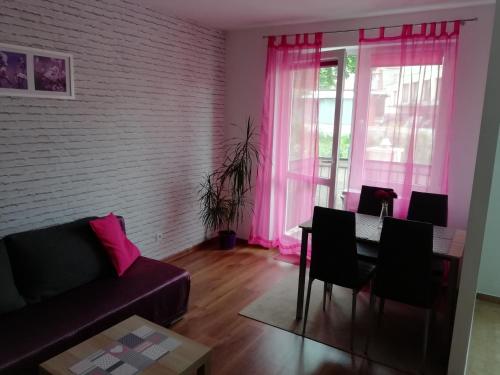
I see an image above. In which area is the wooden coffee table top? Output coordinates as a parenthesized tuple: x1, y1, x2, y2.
(40, 315, 212, 375)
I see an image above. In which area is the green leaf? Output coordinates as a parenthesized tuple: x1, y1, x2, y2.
(198, 116, 260, 233)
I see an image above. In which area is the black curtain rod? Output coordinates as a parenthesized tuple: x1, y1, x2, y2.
(262, 17, 478, 39)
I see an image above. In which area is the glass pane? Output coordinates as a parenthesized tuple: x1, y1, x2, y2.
(318, 158, 332, 179)
(318, 65, 338, 163)
(287, 69, 319, 169)
(334, 159, 349, 209)
(365, 64, 442, 165)
(334, 54, 357, 208)
(339, 54, 357, 160)
(285, 178, 314, 234)
(315, 184, 330, 207)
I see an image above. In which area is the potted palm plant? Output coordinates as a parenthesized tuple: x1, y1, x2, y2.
(198, 117, 259, 249)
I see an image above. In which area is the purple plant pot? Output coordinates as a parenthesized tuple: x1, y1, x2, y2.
(219, 230, 237, 250)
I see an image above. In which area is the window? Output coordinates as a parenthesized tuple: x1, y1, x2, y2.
(365, 64, 443, 166)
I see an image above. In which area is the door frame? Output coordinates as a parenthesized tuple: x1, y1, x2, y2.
(318, 49, 346, 208)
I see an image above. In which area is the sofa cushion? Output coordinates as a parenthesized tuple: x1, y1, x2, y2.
(4, 217, 112, 303)
(90, 213, 140, 276)
(0, 240, 26, 314)
(0, 257, 190, 374)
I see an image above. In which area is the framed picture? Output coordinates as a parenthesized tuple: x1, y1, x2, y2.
(0, 48, 28, 94)
(0, 43, 74, 99)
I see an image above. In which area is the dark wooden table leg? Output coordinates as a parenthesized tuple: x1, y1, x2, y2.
(197, 355, 211, 375)
(296, 229, 309, 320)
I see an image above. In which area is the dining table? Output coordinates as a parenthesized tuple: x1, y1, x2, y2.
(295, 213, 466, 326)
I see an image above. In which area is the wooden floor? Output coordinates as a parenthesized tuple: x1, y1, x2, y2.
(169, 244, 404, 375)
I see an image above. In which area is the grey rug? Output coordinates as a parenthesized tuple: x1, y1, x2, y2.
(240, 271, 448, 374)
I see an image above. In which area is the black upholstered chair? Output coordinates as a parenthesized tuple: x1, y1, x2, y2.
(302, 206, 376, 349)
(357, 185, 395, 217)
(365, 217, 436, 368)
(407, 191, 448, 277)
(407, 191, 448, 227)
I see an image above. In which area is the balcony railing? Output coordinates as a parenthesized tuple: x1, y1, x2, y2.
(316, 158, 349, 209)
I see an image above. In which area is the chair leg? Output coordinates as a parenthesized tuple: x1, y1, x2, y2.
(369, 279, 375, 306)
(431, 307, 437, 326)
(378, 298, 385, 327)
(302, 278, 314, 336)
(323, 282, 327, 311)
(364, 291, 376, 355)
(422, 309, 432, 371)
(351, 290, 357, 351)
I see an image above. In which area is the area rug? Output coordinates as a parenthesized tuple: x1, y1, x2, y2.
(240, 270, 449, 374)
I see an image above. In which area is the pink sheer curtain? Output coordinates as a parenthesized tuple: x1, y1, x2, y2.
(249, 33, 323, 255)
(345, 22, 460, 218)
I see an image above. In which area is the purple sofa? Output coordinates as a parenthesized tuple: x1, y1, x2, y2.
(0, 216, 190, 374)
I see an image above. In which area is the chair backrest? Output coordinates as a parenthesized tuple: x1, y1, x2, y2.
(374, 217, 434, 308)
(311, 206, 359, 288)
(357, 185, 395, 216)
(407, 191, 448, 227)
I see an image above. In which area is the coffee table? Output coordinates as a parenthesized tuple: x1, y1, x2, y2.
(40, 315, 212, 375)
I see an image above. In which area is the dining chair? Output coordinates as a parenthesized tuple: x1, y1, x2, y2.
(357, 185, 395, 217)
(407, 191, 448, 227)
(365, 217, 436, 369)
(407, 191, 448, 277)
(302, 206, 376, 349)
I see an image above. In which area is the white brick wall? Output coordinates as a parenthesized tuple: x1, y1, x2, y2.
(0, 0, 225, 259)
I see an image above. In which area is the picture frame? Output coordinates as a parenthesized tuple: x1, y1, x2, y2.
(0, 43, 74, 99)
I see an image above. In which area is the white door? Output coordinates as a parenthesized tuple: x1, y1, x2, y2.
(316, 49, 347, 209)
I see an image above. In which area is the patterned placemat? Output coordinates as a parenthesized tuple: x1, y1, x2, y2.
(69, 325, 181, 375)
(433, 226, 456, 240)
(356, 214, 382, 242)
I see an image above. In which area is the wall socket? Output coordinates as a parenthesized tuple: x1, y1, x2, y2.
(155, 232, 164, 242)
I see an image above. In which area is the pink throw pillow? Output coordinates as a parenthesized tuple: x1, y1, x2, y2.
(90, 213, 140, 276)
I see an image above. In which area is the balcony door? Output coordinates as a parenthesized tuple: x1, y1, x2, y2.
(316, 49, 350, 209)
(283, 48, 356, 240)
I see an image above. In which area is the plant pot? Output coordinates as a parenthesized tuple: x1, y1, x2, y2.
(219, 230, 237, 250)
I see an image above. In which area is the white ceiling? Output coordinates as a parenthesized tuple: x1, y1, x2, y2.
(142, 0, 494, 30)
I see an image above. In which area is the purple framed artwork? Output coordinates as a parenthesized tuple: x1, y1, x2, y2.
(34, 55, 67, 93)
(0, 50, 28, 91)
(0, 43, 74, 99)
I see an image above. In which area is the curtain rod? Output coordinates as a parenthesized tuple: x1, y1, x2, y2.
(262, 17, 478, 39)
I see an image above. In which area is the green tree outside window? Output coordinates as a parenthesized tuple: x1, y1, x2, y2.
(319, 55, 357, 90)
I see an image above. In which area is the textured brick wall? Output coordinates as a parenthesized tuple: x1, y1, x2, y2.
(0, 0, 225, 258)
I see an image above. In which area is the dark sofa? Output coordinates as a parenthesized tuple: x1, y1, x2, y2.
(0, 216, 190, 374)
